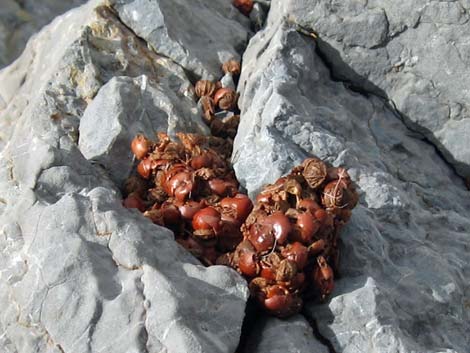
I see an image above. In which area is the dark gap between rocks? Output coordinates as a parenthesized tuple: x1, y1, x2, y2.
(301, 308, 337, 353)
(235, 298, 260, 353)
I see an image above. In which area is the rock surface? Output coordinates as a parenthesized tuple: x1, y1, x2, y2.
(233, 1, 470, 352)
(283, 0, 470, 177)
(0, 1, 250, 353)
(2, 0, 470, 352)
(0, 0, 86, 69)
(244, 315, 328, 353)
(113, 0, 251, 80)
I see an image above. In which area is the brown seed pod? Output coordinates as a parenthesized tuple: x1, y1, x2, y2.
(213, 88, 238, 110)
(302, 157, 327, 189)
(222, 60, 241, 76)
(195, 80, 217, 98)
(131, 134, 151, 160)
(322, 180, 345, 209)
(275, 259, 297, 282)
(327, 167, 351, 185)
(313, 256, 335, 299)
(200, 96, 215, 125)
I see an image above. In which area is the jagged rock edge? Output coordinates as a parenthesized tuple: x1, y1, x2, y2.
(293, 23, 467, 186)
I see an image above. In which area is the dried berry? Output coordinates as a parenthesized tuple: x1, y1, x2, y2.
(238, 251, 259, 277)
(322, 180, 345, 209)
(302, 157, 327, 189)
(195, 80, 217, 98)
(126, 129, 358, 319)
(232, 0, 254, 16)
(281, 242, 309, 270)
(131, 134, 151, 160)
(222, 60, 241, 76)
(263, 212, 292, 245)
(200, 96, 215, 124)
(192, 207, 222, 238)
(213, 88, 238, 110)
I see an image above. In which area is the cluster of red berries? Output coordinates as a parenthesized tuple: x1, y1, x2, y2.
(218, 159, 359, 317)
(124, 132, 253, 265)
(124, 132, 358, 317)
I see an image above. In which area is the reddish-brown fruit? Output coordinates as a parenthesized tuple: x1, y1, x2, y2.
(208, 178, 237, 196)
(220, 194, 253, 224)
(191, 154, 212, 170)
(309, 239, 326, 255)
(233, 0, 253, 16)
(213, 88, 238, 110)
(167, 171, 194, 202)
(161, 203, 181, 225)
(314, 209, 328, 223)
(263, 212, 292, 245)
(131, 134, 151, 160)
(192, 207, 221, 232)
(296, 211, 320, 243)
(178, 200, 205, 220)
(313, 256, 335, 298)
(248, 223, 275, 252)
(281, 242, 309, 270)
(222, 60, 241, 76)
(123, 193, 146, 212)
(238, 252, 259, 277)
(137, 158, 155, 179)
(260, 267, 276, 281)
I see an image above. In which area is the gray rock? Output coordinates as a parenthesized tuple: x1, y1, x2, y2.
(79, 75, 208, 186)
(112, 0, 251, 80)
(234, 5, 470, 352)
(249, 3, 268, 32)
(0, 0, 87, 69)
(280, 0, 470, 176)
(220, 73, 236, 90)
(0, 1, 250, 352)
(245, 315, 328, 353)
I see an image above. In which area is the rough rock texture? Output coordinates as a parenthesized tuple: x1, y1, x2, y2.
(234, 1, 470, 352)
(0, 0, 86, 69)
(284, 0, 470, 177)
(0, 1, 250, 352)
(113, 0, 251, 80)
(79, 74, 208, 186)
(244, 315, 328, 353)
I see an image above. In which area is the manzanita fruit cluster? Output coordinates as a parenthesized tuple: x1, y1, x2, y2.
(124, 55, 358, 318)
(125, 132, 250, 265)
(218, 159, 359, 317)
(125, 130, 358, 318)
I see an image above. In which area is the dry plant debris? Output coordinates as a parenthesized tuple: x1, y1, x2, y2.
(123, 59, 359, 318)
